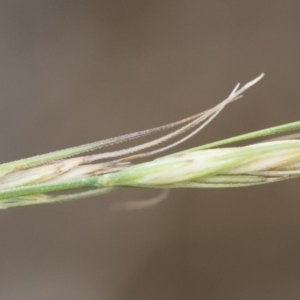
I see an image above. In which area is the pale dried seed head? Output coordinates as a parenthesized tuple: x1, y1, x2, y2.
(0, 157, 85, 189)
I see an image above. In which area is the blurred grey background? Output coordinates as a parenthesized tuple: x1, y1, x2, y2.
(1, 1, 300, 299)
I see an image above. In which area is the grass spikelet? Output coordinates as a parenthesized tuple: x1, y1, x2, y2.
(2, 73, 300, 209)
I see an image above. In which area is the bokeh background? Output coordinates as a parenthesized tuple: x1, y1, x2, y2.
(1, 1, 300, 299)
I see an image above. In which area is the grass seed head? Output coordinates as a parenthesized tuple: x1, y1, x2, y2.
(3, 74, 300, 209)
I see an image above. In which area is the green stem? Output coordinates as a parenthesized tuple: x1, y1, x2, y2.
(175, 120, 300, 154)
(0, 188, 112, 209)
(0, 177, 100, 200)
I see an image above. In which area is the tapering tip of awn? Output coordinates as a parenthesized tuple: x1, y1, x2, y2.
(239, 73, 265, 93)
(229, 83, 240, 97)
(228, 73, 264, 100)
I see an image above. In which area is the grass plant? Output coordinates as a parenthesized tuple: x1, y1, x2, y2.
(1, 74, 300, 209)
